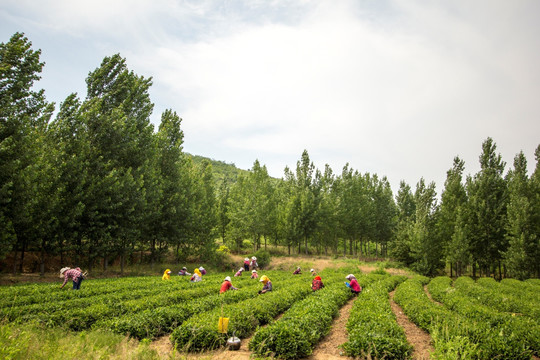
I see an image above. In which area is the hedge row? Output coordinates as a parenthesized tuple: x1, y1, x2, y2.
(454, 276, 540, 321)
(248, 273, 366, 359)
(170, 274, 314, 351)
(428, 276, 539, 357)
(394, 276, 533, 359)
(342, 275, 411, 359)
(94, 277, 268, 339)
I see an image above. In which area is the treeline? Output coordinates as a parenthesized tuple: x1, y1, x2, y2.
(1, 33, 217, 274)
(1, 33, 539, 279)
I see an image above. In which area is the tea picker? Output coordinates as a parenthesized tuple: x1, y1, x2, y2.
(59, 267, 86, 290)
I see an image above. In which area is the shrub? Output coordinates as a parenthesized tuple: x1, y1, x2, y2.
(252, 249, 271, 269)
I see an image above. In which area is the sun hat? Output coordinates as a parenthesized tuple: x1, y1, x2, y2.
(252, 269, 257, 273)
(225, 276, 231, 281)
(59, 267, 70, 278)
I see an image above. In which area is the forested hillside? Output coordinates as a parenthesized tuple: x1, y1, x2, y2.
(188, 154, 251, 188)
(1, 32, 539, 280)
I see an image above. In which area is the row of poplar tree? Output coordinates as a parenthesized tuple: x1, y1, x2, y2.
(1, 33, 539, 279)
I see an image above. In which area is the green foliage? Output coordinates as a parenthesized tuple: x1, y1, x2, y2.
(171, 272, 311, 352)
(343, 275, 411, 359)
(394, 276, 539, 359)
(249, 272, 355, 359)
(0, 321, 159, 360)
(252, 249, 271, 269)
(1, 31, 539, 284)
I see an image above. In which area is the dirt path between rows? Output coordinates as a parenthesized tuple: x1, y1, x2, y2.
(149, 299, 357, 360)
(389, 290, 434, 360)
(304, 298, 355, 360)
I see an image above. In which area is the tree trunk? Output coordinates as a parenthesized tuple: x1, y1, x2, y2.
(40, 240, 45, 276)
(12, 250, 17, 274)
(19, 242, 26, 273)
(120, 252, 125, 275)
(305, 236, 308, 255)
(151, 239, 156, 269)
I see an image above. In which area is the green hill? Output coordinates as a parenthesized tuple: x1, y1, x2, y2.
(188, 153, 250, 188)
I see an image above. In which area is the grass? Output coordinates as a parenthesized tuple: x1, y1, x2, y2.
(0, 321, 162, 360)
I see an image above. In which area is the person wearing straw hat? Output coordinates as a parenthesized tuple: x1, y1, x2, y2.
(251, 269, 259, 279)
(199, 266, 207, 275)
(258, 275, 272, 294)
(162, 269, 172, 280)
(243, 257, 250, 271)
(293, 266, 302, 275)
(234, 267, 244, 277)
(345, 274, 362, 295)
(220, 276, 238, 293)
(250, 256, 258, 269)
(310, 269, 317, 276)
(59, 267, 85, 290)
(190, 268, 202, 282)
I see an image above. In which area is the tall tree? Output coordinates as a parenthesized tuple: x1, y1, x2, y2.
(409, 178, 442, 276)
(226, 160, 273, 251)
(189, 159, 217, 257)
(504, 151, 536, 279)
(529, 145, 540, 277)
(151, 109, 189, 264)
(389, 181, 415, 265)
(466, 137, 508, 278)
(439, 157, 469, 276)
(79, 54, 155, 269)
(371, 175, 397, 257)
(0, 33, 54, 269)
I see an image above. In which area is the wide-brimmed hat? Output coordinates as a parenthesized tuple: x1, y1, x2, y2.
(59, 267, 70, 278)
(225, 276, 231, 281)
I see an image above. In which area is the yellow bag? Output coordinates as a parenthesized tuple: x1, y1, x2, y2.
(218, 317, 229, 333)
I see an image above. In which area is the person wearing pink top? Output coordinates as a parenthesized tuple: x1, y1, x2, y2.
(345, 274, 362, 295)
(59, 267, 85, 290)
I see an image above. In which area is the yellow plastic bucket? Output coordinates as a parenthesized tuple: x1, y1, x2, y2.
(218, 317, 229, 333)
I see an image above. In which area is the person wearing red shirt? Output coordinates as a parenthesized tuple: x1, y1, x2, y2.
(311, 275, 324, 291)
(220, 276, 238, 294)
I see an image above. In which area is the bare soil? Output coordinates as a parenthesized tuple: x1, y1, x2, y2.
(389, 290, 434, 360)
(304, 298, 356, 360)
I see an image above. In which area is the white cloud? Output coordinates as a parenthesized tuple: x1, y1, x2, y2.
(2, 0, 539, 193)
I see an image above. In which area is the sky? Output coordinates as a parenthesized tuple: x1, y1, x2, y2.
(2, 0, 539, 196)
